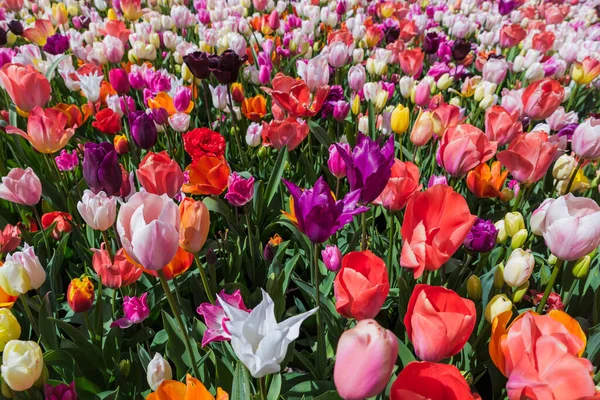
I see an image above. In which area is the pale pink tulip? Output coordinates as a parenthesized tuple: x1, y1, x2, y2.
(0, 168, 42, 206)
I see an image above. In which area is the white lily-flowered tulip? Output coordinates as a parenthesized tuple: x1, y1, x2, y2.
(219, 289, 317, 378)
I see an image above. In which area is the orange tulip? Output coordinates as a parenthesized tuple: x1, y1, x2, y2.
(52, 103, 85, 128)
(179, 198, 210, 253)
(6, 107, 76, 154)
(0, 282, 17, 309)
(146, 374, 228, 400)
(241, 95, 267, 122)
(572, 56, 600, 85)
(127, 246, 194, 280)
(0, 64, 51, 114)
(466, 162, 508, 199)
(148, 92, 193, 116)
(183, 156, 230, 196)
(22, 20, 55, 46)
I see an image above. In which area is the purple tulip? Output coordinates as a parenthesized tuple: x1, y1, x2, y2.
(498, 0, 516, 16)
(463, 218, 498, 253)
(43, 33, 69, 55)
(322, 245, 342, 272)
(284, 176, 368, 243)
(333, 101, 350, 122)
(83, 142, 122, 196)
(55, 149, 79, 172)
(149, 108, 169, 125)
(328, 142, 350, 179)
(44, 381, 77, 400)
(183, 51, 210, 80)
(423, 32, 441, 54)
(129, 111, 157, 149)
(225, 172, 255, 207)
(336, 133, 395, 204)
(110, 293, 150, 329)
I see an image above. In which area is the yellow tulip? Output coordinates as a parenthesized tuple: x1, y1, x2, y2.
(390, 104, 410, 134)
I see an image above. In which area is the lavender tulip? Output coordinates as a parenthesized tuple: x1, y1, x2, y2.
(83, 142, 122, 196)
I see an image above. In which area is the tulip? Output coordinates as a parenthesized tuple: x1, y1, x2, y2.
(2, 244, 45, 294)
(296, 56, 329, 93)
(261, 117, 310, 151)
(327, 143, 350, 179)
(225, 172, 255, 207)
(503, 249, 534, 287)
(196, 289, 250, 346)
(373, 159, 422, 211)
(208, 50, 247, 85)
(179, 198, 210, 254)
(334, 320, 398, 400)
(136, 151, 184, 198)
(485, 294, 512, 323)
(67, 276, 95, 313)
(147, 353, 172, 391)
(390, 104, 409, 134)
(183, 128, 226, 160)
(148, 374, 227, 400)
(183, 51, 210, 80)
(55, 149, 79, 172)
(183, 156, 230, 196)
(410, 110, 435, 146)
(6, 107, 75, 154)
(219, 289, 317, 378)
(41, 211, 72, 240)
(466, 162, 509, 200)
(401, 185, 476, 278)
(571, 56, 600, 85)
(399, 49, 424, 78)
(390, 362, 475, 400)
(0, 63, 51, 114)
(263, 73, 329, 118)
(334, 250, 389, 320)
(246, 123, 262, 147)
(510, 229, 528, 249)
(552, 154, 578, 180)
(77, 190, 117, 231)
(428, 175, 448, 187)
(83, 142, 122, 196)
(463, 218, 498, 253)
(0, 224, 20, 254)
(499, 24, 526, 48)
(404, 284, 476, 362)
(0, 309, 20, 352)
(504, 212, 524, 237)
(111, 293, 150, 328)
(92, 246, 142, 288)
(44, 382, 76, 400)
(535, 194, 600, 260)
(521, 78, 564, 121)
(572, 255, 592, 279)
(322, 245, 342, 272)
(348, 65, 366, 92)
(438, 124, 497, 177)
(496, 131, 558, 184)
(530, 198, 553, 236)
(129, 111, 157, 150)
(572, 118, 600, 160)
(0, 167, 42, 206)
(490, 310, 595, 399)
(241, 95, 267, 122)
(484, 105, 523, 146)
(467, 275, 482, 301)
(1, 340, 43, 392)
(108, 69, 130, 95)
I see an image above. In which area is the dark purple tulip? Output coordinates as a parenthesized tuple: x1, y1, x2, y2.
(83, 142, 122, 196)
(43, 34, 69, 55)
(0, 28, 6, 47)
(284, 176, 368, 243)
(423, 32, 441, 54)
(452, 39, 471, 61)
(183, 51, 210, 80)
(149, 108, 169, 125)
(7, 21, 23, 36)
(336, 133, 395, 204)
(557, 123, 578, 141)
(208, 50, 248, 85)
(463, 218, 498, 253)
(384, 25, 400, 43)
(129, 111, 157, 149)
(498, 0, 516, 16)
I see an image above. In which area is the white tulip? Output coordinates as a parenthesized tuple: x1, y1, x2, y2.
(147, 353, 172, 391)
(77, 190, 117, 232)
(1, 340, 43, 392)
(220, 289, 317, 378)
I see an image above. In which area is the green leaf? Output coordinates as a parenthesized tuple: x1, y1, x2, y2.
(308, 121, 332, 148)
(265, 146, 288, 206)
(267, 373, 282, 400)
(313, 391, 343, 400)
(137, 344, 152, 373)
(39, 293, 58, 351)
(96, 388, 120, 400)
(45, 55, 70, 80)
(161, 310, 189, 375)
(231, 361, 252, 400)
(585, 324, 600, 364)
(397, 338, 415, 367)
(50, 318, 106, 370)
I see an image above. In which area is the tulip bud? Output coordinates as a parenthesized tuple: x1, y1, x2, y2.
(504, 212, 524, 237)
(351, 94, 361, 115)
(495, 220, 508, 243)
(467, 275, 482, 301)
(390, 104, 409, 134)
(485, 294, 512, 323)
(500, 187, 514, 201)
(437, 73, 453, 90)
(572, 255, 591, 278)
(322, 245, 342, 272)
(149, 33, 160, 49)
(0, 310, 21, 352)
(512, 281, 530, 303)
(67, 277, 95, 313)
(548, 254, 558, 266)
(206, 248, 217, 265)
(552, 154, 577, 181)
(494, 264, 505, 289)
(147, 353, 172, 391)
(113, 135, 129, 155)
(263, 243, 274, 262)
(334, 319, 398, 400)
(179, 198, 210, 253)
(510, 228, 528, 249)
(119, 360, 131, 377)
(504, 249, 535, 287)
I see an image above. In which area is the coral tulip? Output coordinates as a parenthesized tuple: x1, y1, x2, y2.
(373, 159, 422, 211)
(484, 105, 523, 146)
(496, 131, 558, 184)
(438, 124, 497, 177)
(262, 73, 329, 118)
(521, 78, 564, 121)
(261, 117, 310, 151)
(136, 151, 184, 198)
(0, 63, 51, 114)
(6, 107, 75, 154)
(92, 245, 142, 288)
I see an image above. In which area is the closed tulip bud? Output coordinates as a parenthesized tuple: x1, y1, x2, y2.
(504, 249, 534, 287)
(0, 309, 20, 351)
(510, 228, 528, 249)
(119, 359, 131, 377)
(390, 104, 409, 134)
(552, 154, 577, 181)
(179, 198, 210, 253)
(147, 353, 172, 391)
(494, 263, 505, 289)
(67, 277, 95, 313)
(501, 188, 514, 201)
(334, 319, 398, 400)
(548, 254, 558, 266)
(467, 275, 482, 301)
(351, 94, 361, 115)
(399, 76, 414, 98)
(449, 97, 462, 107)
(512, 281, 530, 303)
(322, 245, 342, 272)
(485, 294, 512, 323)
(437, 73, 453, 90)
(504, 212, 524, 237)
(572, 255, 591, 278)
(1, 341, 43, 392)
(495, 220, 508, 243)
(114, 135, 129, 155)
(149, 33, 160, 49)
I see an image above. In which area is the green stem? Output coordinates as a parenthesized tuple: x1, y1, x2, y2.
(101, 230, 112, 257)
(157, 269, 200, 378)
(313, 243, 325, 378)
(195, 257, 215, 304)
(259, 376, 267, 400)
(95, 280, 103, 346)
(31, 206, 50, 257)
(564, 159, 583, 195)
(245, 212, 257, 264)
(537, 259, 564, 313)
(361, 211, 367, 251)
(387, 211, 395, 273)
(83, 311, 95, 343)
(227, 85, 248, 166)
(20, 296, 40, 337)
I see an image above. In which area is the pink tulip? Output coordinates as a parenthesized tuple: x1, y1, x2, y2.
(111, 293, 150, 329)
(54, 149, 79, 172)
(322, 245, 342, 272)
(536, 194, 600, 260)
(196, 290, 250, 347)
(0, 224, 21, 254)
(6, 107, 76, 154)
(77, 189, 117, 232)
(0, 167, 42, 206)
(116, 191, 180, 271)
(334, 319, 398, 400)
(496, 131, 558, 184)
(437, 124, 497, 177)
(224, 172, 255, 207)
(0, 63, 51, 113)
(572, 118, 600, 160)
(328, 143, 351, 179)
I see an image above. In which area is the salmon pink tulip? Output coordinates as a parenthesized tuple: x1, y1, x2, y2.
(437, 124, 497, 177)
(521, 78, 564, 121)
(484, 105, 523, 146)
(0, 64, 51, 114)
(6, 107, 76, 154)
(262, 73, 329, 118)
(92, 245, 142, 289)
(373, 159, 422, 211)
(496, 131, 558, 184)
(136, 151, 184, 198)
(261, 117, 310, 151)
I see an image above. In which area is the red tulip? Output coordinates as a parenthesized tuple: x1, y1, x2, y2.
(405, 284, 476, 362)
(400, 185, 476, 279)
(484, 105, 523, 146)
(521, 78, 564, 121)
(437, 124, 497, 177)
(372, 159, 422, 211)
(334, 250, 390, 320)
(496, 131, 558, 184)
(390, 362, 475, 400)
(262, 73, 329, 118)
(41, 211, 73, 240)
